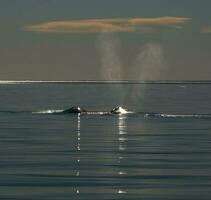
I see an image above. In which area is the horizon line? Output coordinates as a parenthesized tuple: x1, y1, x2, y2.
(1, 80, 211, 84)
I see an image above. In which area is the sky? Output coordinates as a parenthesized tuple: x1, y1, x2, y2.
(0, 0, 211, 80)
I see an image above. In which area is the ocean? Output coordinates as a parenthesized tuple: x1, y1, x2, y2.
(0, 81, 211, 200)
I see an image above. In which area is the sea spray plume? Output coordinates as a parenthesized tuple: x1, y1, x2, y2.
(130, 43, 165, 103)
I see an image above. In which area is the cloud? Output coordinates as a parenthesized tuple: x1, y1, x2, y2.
(128, 17, 190, 28)
(202, 26, 211, 33)
(25, 20, 134, 33)
(24, 16, 190, 33)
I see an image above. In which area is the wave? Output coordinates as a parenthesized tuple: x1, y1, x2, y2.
(33, 110, 114, 115)
(144, 113, 211, 119)
(1, 109, 211, 119)
(0, 110, 31, 114)
(32, 110, 64, 114)
(0, 109, 64, 115)
(58, 110, 211, 119)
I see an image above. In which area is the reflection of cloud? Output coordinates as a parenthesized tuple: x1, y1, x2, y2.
(24, 16, 190, 33)
(203, 27, 211, 33)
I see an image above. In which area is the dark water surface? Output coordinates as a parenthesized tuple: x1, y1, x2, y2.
(0, 83, 211, 200)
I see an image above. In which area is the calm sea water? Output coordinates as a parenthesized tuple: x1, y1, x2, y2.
(0, 82, 211, 200)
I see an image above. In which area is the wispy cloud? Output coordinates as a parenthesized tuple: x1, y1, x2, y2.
(24, 16, 191, 33)
(202, 26, 211, 33)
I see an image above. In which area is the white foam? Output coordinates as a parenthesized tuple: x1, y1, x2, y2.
(118, 107, 128, 114)
(118, 190, 127, 194)
(144, 113, 211, 119)
(32, 110, 63, 114)
(159, 114, 201, 118)
(118, 171, 127, 175)
(86, 111, 108, 115)
(112, 106, 133, 114)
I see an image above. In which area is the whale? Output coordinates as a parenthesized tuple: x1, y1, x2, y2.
(62, 106, 87, 114)
(62, 106, 131, 115)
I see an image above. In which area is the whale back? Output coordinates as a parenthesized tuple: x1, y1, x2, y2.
(63, 106, 86, 114)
